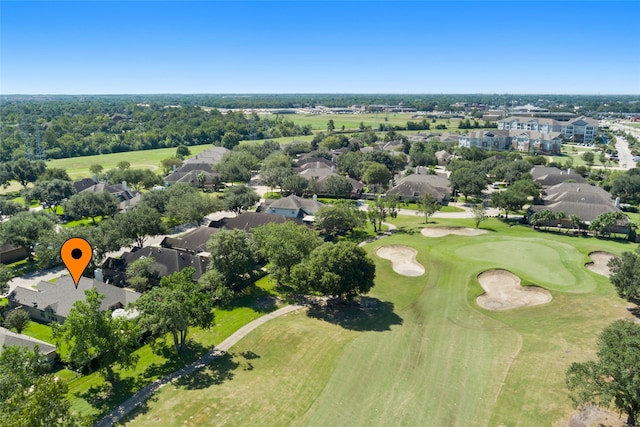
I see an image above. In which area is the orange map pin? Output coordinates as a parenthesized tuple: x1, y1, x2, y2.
(60, 237, 93, 289)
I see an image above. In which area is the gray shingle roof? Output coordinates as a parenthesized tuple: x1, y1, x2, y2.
(267, 195, 325, 215)
(388, 174, 452, 201)
(183, 147, 230, 165)
(530, 182, 624, 222)
(9, 277, 140, 321)
(0, 327, 56, 356)
(160, 227, 219, 253)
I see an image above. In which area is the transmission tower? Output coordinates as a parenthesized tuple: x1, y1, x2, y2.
(22, 117, 34, 160)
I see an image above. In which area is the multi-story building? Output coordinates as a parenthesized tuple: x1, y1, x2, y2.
(497, 115, 598, 143)
(458, 129, 562, 154)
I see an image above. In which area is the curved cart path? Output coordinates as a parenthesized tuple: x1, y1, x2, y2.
(94, 304, 304, 427)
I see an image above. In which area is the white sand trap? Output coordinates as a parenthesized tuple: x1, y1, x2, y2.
(585, 251, 615, 278)
(421, 227, 488, 237)
(376, 245, 425, 277)
(476, 269, 552, 311)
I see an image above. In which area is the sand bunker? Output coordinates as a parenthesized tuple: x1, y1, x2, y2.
(376, 245, 425, 277)
(476, 269, 552, 311)
(421, 227, 488, 237)
(585, 252, 615, 278)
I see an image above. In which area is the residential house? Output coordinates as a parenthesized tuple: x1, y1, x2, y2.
(8, 276, 140, 324)
(265, 194, 325, 220)
(164, 169, 221, 188)
(0, 243, 29, 265)
(160, 227, 219, 254)
(209, 211, 300, 232)
(72, 177, 97, 193)
(298, 167, 364, 196)
(80, 181, 141, 212)
(0, 326, 57, 366)
(182, 146, 230, 166)
(528, 182, 629, 231)
(530, 166, 586, 187)
(387, 174, 452, 203)
(435, 150, 453, 166)
(102, 246, 209, 288)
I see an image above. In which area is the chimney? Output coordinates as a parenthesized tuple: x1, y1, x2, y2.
(92, 174, 97, 183)
(331, 166, 335, 173)
(567, 168, 572, 175)
(316, 161, 320, 169)
(615, 197, 620, 208)
(577, 187, 581, 192)
(94, 268, 104, 283)
(122, 181, 128, 192)
(312, 194, 317, 201)
(173, 164, 177, 173)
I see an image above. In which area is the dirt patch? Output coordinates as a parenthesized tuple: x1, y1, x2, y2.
(568, 404, 626, 427)
(376, 245, 425, 277)
(585, 251, 615, 278)
(421, 227, 488, 237)
(476, 269, 552, 311)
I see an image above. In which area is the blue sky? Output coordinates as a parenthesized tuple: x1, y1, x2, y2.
(1, 1, 639, 95)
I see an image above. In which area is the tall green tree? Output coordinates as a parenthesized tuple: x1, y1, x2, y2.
(166, 188, 221, 226)
(0, 374, 83, 427)
(207, 229, 259, 289)
(566, 320, 640, 426)
(5, 309, 31, 334)
(0, 196, 27, 217)
(315, 204, 364, 237)
(323, 175, 354, 198)
(113, 205, 168, 248)
(290, 241, 376, 300)
(471, 203, 487, 229)
(5, 159, 46, 189)
(362, 162, 392, 189)
(223, 185, 260, 215)
(449, 167, 488, 201)
(136, 267, 215, 353)
(64, 191, 119, 224)
(416, 193, 441, 223)
(607, 248, 640, 302)
(282, 174, 308, 196)
(0, 264, 13, 295)
(491, 189, 527, 219)
(53, 289, 139, 383)
(0, 345, 49, 403)
(24, 179, 75, 213)
(0, 211, 57, 259)
(252, 221, 322, 284)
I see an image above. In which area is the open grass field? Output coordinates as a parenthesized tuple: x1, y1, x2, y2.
(277, 112, 470, 133)
(122, 216, 635, 427)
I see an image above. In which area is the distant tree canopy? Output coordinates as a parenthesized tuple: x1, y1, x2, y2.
(2, 95, 637, 163)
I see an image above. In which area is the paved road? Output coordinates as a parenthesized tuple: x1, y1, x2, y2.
(94, 304, 304, 427)
(614, 135, 637, 169)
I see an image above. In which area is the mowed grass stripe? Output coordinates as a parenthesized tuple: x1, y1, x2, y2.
(122, 312, 358, 426)
(122, 218, 634, 426)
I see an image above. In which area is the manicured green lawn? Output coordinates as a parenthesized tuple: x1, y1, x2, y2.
(44, 145, 215, 178)
(124, 215, 634, 427)
(52, 279, 284, 421)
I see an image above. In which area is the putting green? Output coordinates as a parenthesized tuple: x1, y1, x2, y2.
(455, 237, 598, 293)
(123, 219, 630, 427)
